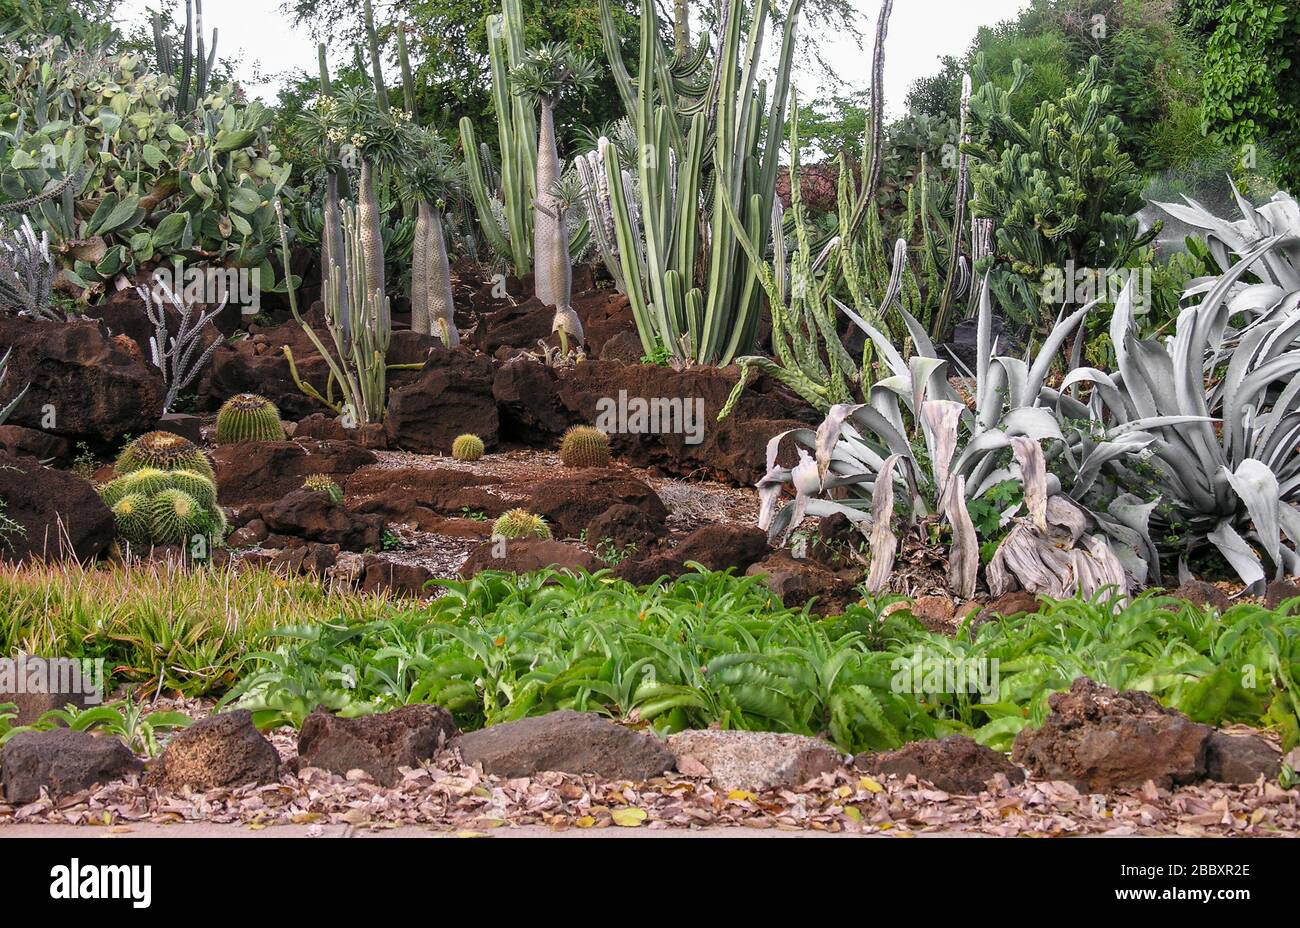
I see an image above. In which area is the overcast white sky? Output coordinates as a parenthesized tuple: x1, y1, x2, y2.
(116, 0, 1030, 116)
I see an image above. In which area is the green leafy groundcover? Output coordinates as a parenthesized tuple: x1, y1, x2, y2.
(221, 570, 1300, 755)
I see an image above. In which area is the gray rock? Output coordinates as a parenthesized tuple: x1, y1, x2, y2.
(0, 656, 101, 725)
(457, 710, 673, 781)
(668, 729, 844, 791)
(2, 729, 142, 803)
(146, 709, 279, 791)
(1204, 730, 1283, 784)
(297, 705, 459, 785)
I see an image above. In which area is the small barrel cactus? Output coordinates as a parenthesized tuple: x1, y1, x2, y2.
(452, 433, 485, 462)
(99, 467, 171, 508)
(147, 488, 206, 545)
(303, 473, 344, 504)
(559, 425, 611, 467)
(110, 493, 151, 547)
(115, 431, 214, 479)
(216, 393, 285, 444)
(166, 469, 219, 509)
(492, 508, 552, 540)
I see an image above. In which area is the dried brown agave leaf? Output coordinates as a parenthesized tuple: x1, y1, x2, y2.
(945, 474, 978, 599)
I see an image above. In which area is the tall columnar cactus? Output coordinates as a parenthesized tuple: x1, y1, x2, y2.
(278, 200, 392, 426)
(459, 0, 538, 275)
(151, 0, 218, 115)
(599, 0, 800, 366)
(401, 128, 463, 347)
(510, 43, 596, 354)
(315, 45, 351, 343)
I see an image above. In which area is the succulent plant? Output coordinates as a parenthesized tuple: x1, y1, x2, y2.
(147, 488, 206, 546)
(452, 434, 485, 462)
(216, 393, 285, 444)
(115, 432, 214, 480)
(302, 474, 343, 504)
(165, 469, 219, 509)
(492, 508, 552, 540)
(99, 468, 172, 508)
(559, 425, 611, 468)
(110, 493, 151, 547)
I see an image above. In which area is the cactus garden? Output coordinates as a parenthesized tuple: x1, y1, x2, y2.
(0, 0, 1297, 851)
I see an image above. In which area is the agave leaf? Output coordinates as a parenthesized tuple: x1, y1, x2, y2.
(945, 474, 977, 599)
(1009, 436, 1047, 533)
(1207, 520, 1267, 590)
(920, 400, 964, 507)
(864, 453, 902, 593)
(1222, 459, 1283, 576)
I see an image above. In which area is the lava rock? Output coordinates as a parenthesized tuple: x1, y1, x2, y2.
(0, 657, 100, 724)
(668, 730, 844, 791)
(615, 523, 768, 585)
(1011, 677, 1213, 792)
(0, 425, 70, 461)
(745, 551, 858, 614)
(0, 452, 114, 564)
(459, 538, 598, 577)
(146, 709, 279, 791)
(857, 735, 1026, 794)
(297, 705, 459, 785)
(1167, 580, 1231, 611)
(360, 555, 433, 596)
(528, 470, 666, 538)
(1203, 730, 1283, 784)
(585, 503, 666, 552)
(457, 710, 673, 780)
(268, 542, 339, 576)
(212, 439, 376, 507)
(384, 349, 499, 454)
(262, 488, 385, 551)
(2, 729, 142, 803)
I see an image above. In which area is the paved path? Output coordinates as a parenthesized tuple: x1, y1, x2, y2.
(0, 823, 979, 838)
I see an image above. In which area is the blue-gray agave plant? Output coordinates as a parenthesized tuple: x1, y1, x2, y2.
(758, 283, 1130, 601)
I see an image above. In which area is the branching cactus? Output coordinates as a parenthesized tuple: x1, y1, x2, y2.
(142, 281, 226, 414)
(0, 217, 57, 319)
(510, 42, 596, 355)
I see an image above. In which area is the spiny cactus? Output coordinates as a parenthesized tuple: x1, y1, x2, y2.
(492, 508, 552, 540)
(559, 425, 610, 467)
(452, 434, 485, 462)
(115, 432, 214, 480)
(303, 474, 344, 504)
(166, 469, 219, 509)
(216, 393, 285, 444)
(147, 488, 206, 545)
(110, 494, 151, 547)
(99, 468, 172, 508)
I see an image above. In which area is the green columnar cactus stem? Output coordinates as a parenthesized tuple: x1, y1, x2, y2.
(215, 393, 285, 444)
(362, 0, 389, 111)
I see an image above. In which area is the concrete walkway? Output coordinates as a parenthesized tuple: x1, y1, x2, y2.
(0, 823, 976, 838)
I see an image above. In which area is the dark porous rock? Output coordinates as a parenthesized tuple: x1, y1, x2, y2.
(492, 359, 569, 440)
(2, 729, 142, 803)
(212, 439, 376, 507)
(152, 412, 205, 444)
(809, 512, 866, 568)
(615, 523, 768, 586)
(0, 425, 70, 461)
(1203, 730, 1283, 784)
(857, 735, 1025, 794)
(745, 551, 858, 614)
(297, 705, 459, 785)
(0, 657, 100, 724)
(226, 518, 269, 547)
(585, 503, 666, 552)
(268, 542, 339, 576)
(457, 710, 673, 780)
(344, 467, 518, 517)
(1264, 579, 1300, 610)
(360, 555, 433, 596)
(198, 319, 329, 418)
(384, 349, 498, 454)
(146, 709, 279, 791)
(459, 538, 598, 578)
(0, 452, 114, 564)
(473, 295, 554, 354)
(595, 330, 646, 364)
(293, 413, 348, 442)
(527, 470, 666, 538)
(669, 729, 844, 791)
(1011, 677, 1213, 792)
(978, 590, 1044, 622)
(0, 317, 163, 443)
(1167, 580, 1232, 611)
(262, 488, 385, 551)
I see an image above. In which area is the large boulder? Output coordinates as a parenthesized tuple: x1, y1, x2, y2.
(0, 657, 100, 724)
(857, 735, 1026, 794)
(1011, 678, 1213, 791)
(0, 452, 114, 563)
(615, 523, 768, 585)
(457, 710, 674, 780)
(345, 467, 518, 518)
(212, 439, 376, 507)
(262, 488, 385, 551)
(527, 469, 666, 538)
(0, 425, 70, 461)
(384, 349, 498, 453)
(0, 317, 162, 443)
(146, 709, 280, 791)
(668, 730, 843, 791)
(296, 705, 459, 785)
(459, 538, 598, 577)
(359, 555, 434, 596)
(2, 729, 142, 803)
